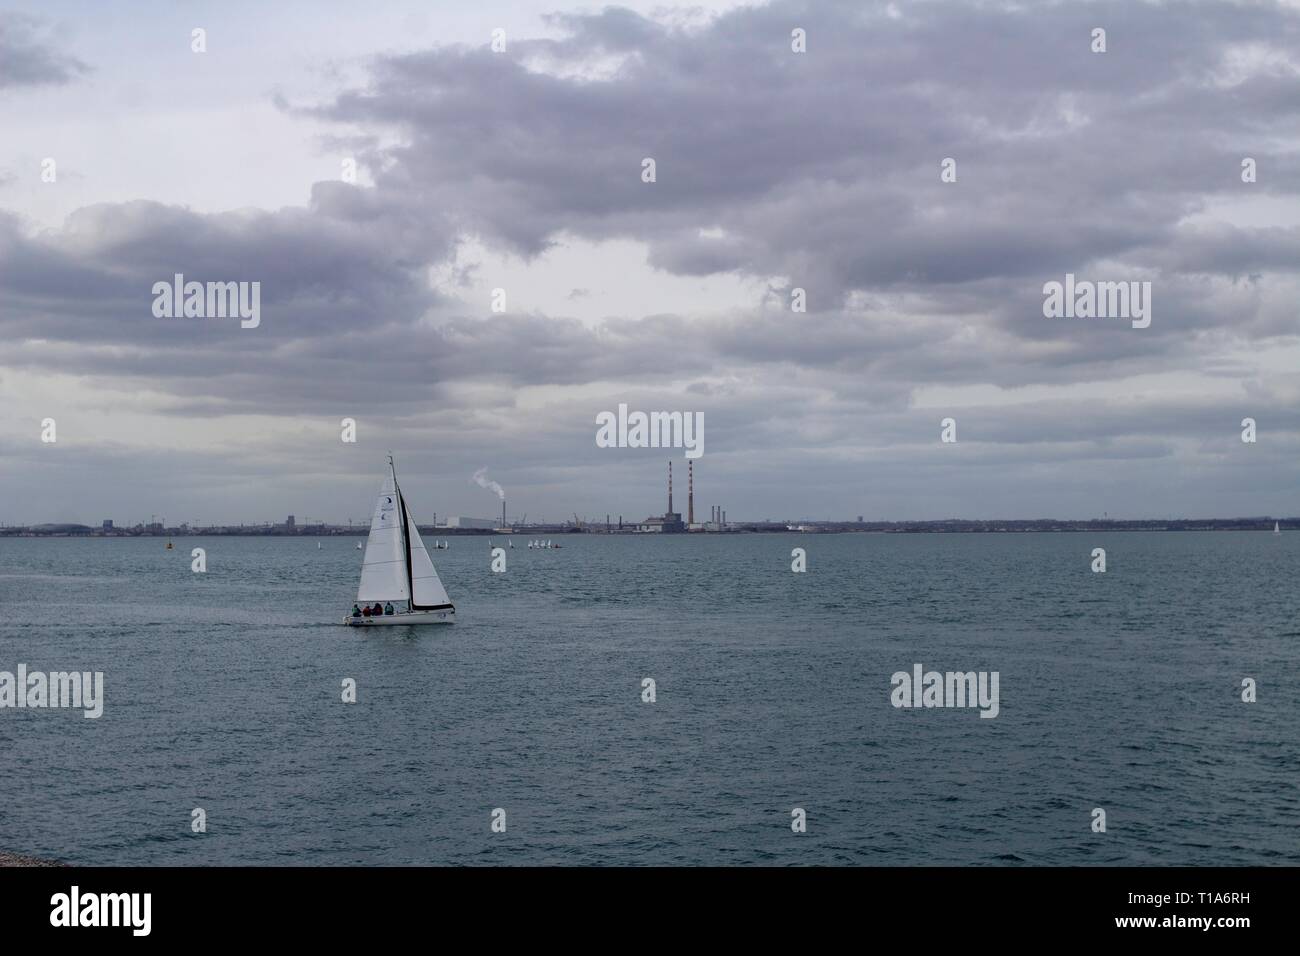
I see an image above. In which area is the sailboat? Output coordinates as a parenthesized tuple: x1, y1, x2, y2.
(344, 455, 455, 627)
(1274, 521, 1281, 535)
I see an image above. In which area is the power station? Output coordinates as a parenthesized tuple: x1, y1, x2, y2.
(636, 460, 724, 532)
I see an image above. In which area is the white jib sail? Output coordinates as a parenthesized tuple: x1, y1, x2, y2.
(357, 469, 409, 603)
(405, 503, 452, 608)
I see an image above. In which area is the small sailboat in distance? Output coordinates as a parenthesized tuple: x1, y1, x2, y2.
(344, 455, 454, 627)
(1274, 521, 1281, 535)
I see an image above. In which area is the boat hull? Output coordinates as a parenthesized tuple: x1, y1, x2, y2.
(344, 609, 455, 627)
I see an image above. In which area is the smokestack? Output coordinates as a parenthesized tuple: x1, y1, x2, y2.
(502, 499, 506, 530)
(668, 461, 673, 515)
(688, 460, 694, 526)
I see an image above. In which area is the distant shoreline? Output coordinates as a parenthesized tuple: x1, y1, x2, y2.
(1, 518, 1292, 537)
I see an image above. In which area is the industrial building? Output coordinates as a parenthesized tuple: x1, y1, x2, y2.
(441, 516, 498, 530)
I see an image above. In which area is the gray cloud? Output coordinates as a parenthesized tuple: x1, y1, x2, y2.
(0, 13, 88, 90)
(2, 0, 1299, 521)
(313, 0, 1300, 301)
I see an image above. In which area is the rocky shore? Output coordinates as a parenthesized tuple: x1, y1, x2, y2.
(0, 851, 63, 867)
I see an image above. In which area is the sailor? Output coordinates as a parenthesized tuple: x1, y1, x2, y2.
(351, 604, 361, 618)
(361, 605, 372, 617)
(384, 602, 395, 615)
(372, 603, 383, 616)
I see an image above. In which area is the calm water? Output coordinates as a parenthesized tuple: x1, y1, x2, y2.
(0, 532, 1296, 866)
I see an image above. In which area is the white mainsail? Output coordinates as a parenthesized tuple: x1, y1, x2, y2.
(357, 467, 409, 602)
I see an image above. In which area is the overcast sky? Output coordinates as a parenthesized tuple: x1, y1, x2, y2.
(1, 0, 1298, 526)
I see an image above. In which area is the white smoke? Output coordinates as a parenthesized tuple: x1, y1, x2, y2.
(473, 467, 506, 500)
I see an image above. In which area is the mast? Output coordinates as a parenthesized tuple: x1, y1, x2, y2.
(390, 453, 414, 611)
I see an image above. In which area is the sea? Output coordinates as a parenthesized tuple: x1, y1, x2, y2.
(0, 532, 1296, 866)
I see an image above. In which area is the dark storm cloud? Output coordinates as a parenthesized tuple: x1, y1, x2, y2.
(0, 13, 88, 89)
